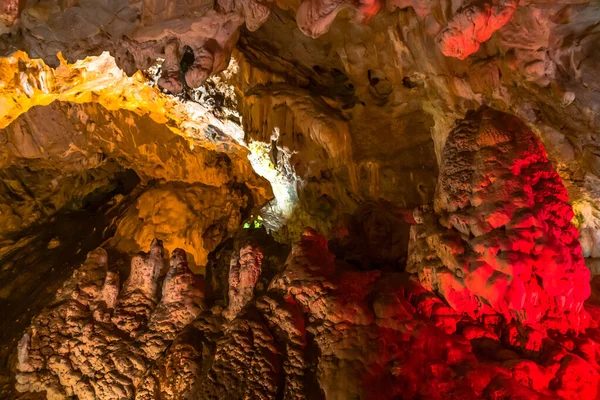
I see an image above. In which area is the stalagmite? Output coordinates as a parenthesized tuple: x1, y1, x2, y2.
(408, 106, 591, 335)
(16, 241, 205, 400)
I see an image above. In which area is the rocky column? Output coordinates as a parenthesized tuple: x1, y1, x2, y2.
(407, 106, 591, 338)
(112, 239, 164, 336)
(224, 241, 264, 320)
(140, 248, 205, 359)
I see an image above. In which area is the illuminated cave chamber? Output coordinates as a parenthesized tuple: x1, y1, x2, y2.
(1, 0, 600, 399)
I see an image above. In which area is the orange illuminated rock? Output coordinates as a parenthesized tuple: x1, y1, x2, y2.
(437, 0, 518, 59)
(109, 183, 248, 270)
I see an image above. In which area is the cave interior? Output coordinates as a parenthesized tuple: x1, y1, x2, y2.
(1, 0, 600, 398)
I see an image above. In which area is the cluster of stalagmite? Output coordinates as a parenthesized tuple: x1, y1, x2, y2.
(15, 240, 204, 399)
(13, 219, 600, 399)
(407, 107, 591, 337)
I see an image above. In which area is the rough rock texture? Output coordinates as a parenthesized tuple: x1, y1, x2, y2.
(232, 0, 600, 271)
(224, 241, 264, 320)
(436, 0, 519, 60)
(135, 229, 600, 399)
(15, 240, 204, 399)
(0, 0, 274, 92)
(231, 39, 438, 242)
(408, 107, 591, 334)
(0, 0, 24, 27)
(1, 0, 600, 398)
(109, 183, 249, 270)
(17, 228, 600, 399)
(0, 54, 272, 269)
(0, 101, 259, 237)
(0, 100, 265, 268)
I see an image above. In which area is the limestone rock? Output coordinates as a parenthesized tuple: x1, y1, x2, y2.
(408, 106, 591, 334)
(2, 0, 600, 398)
(437, 0, 519, 60)
(0, 0, 24, 26)
(224, 241, 264, 320)
(15, 241, 205, 400)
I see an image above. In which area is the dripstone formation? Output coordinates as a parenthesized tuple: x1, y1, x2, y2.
(2, 0, 600, 398)
(408, 107, 591, 337)
(13, 222, 600, 399)
(15, 241, 204, 399)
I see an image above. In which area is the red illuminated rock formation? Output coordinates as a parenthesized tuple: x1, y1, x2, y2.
(436, 0, 518, 59)
(145, 228, 600, 399)
(13, 226, 600, 399)
(15, 241, 204, 399)
(408, 106, 591, 336)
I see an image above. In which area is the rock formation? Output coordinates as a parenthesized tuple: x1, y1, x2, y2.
(437, 0, 519, 60)
(224, 241, 264, 320)
(15, 241, 204, 399)
(1, 0, 600, 398)
(408, 107, 591, 336)
(15, 225, 600, 398)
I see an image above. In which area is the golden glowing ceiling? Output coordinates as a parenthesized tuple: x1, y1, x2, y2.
(0, 51, 298, 231)
(0, 51, 243, 152)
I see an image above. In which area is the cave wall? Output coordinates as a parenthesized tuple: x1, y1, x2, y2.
(2, 0, 599, 252)
(0, 60, 275, 396)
